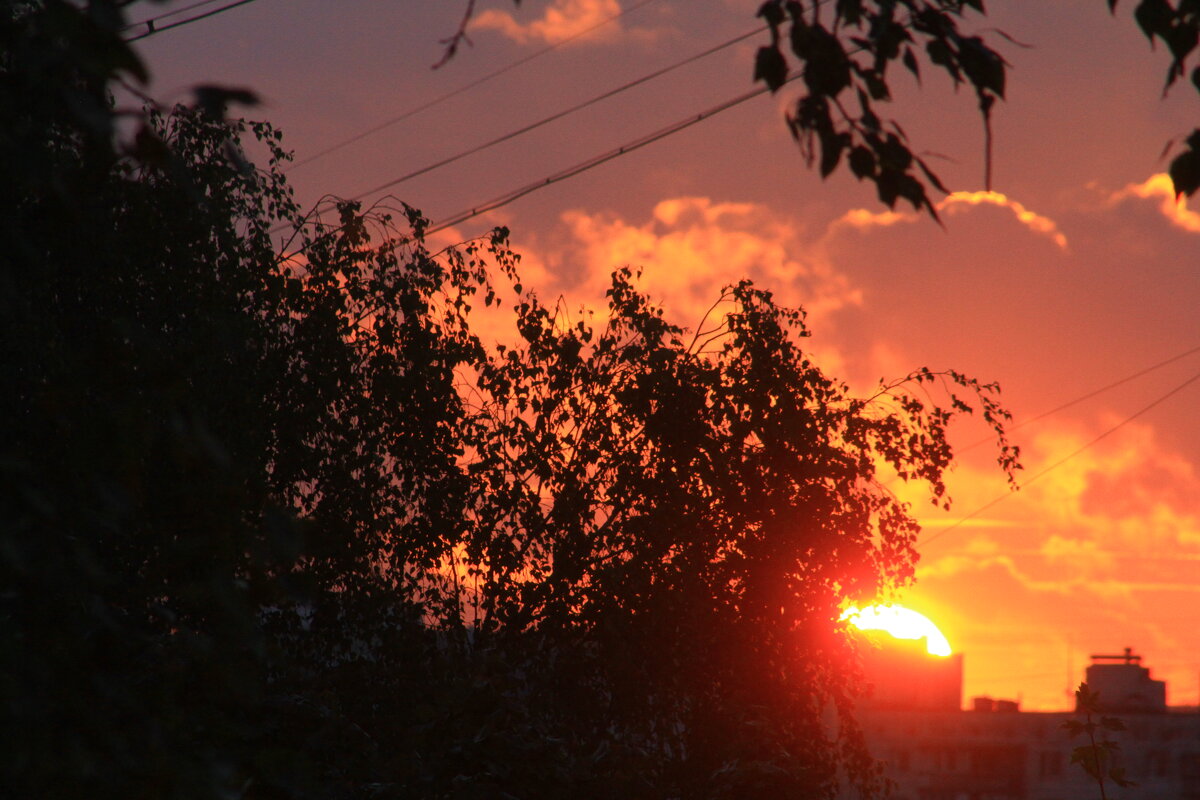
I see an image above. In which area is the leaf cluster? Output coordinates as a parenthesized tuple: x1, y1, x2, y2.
(753, 0, 1005, 216)
(1110, 0, 1200, 197)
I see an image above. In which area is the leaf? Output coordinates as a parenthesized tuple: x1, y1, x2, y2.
(862, 70, 891, 100)
(1061, 719, 1086, 736)
(916, 156, 950, 195)
(959, 36, 1006, 98)
(754, 46, 790, 92)
(875, 168, 902, 207)
(800, 25, 852, 96)
(1074, 681, 1102, 713)
(130, 124, 170, 167)
(819, 131, 849, 177)
(1166, 21, 1198, 63)
(849, 145, 875, 179)
(836, 0, 864, 25)
(902, 46, 921, 82)
(757, 0, 786, 28)
(192, 85, 261, 119)
(926, 39, 959, 82)
(108, 39, 151, 85)
(1168, 144, 1200, 197)
(1135, 0, 1175, 43)
(879, 133, 913, 171)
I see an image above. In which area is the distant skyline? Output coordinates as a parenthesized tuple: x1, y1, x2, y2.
(130, 0, 1200, 709)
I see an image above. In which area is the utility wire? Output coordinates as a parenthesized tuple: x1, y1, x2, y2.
(955, 341, 1200, 456)
(288, 0, 667, 172)
(123, 0, 226, 32)
(274, 0, 831, 249)
(272, 53, 791, 245)
(344, 26, 766, 205)
(919, 366, 1200, 548)
(125, 0, 263, 42)
(425, 79, 783, 235)
(276, 77, 783, 256)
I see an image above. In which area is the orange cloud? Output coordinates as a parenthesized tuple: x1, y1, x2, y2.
(829, 190, 1068, 250)
(831, 207, 917, 232)
(1111, 173, 1200, 233)
(939, 191, 1069, 250)
(536, 196, 863, 333)
(472, 0, 633, 46)
(905, 414, 1200, 708)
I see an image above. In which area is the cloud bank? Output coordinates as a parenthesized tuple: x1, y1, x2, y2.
(472, 0, 634, 46)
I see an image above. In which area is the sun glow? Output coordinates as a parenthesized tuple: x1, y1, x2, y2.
(841, 604, 953, 657)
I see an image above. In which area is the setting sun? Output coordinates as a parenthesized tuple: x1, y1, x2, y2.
(842, 605, 953, 657)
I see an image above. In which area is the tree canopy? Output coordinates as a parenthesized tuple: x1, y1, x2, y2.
(748, 0, 1199, 207)
(3, 2, 1020, 798)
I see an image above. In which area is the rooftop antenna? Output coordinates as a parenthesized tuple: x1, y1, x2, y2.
(1091, 646, 1141, 664)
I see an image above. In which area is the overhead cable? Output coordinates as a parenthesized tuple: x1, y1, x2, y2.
(272, 62, 793, 246)
(919, 366, 1200, 548)
(424, 79, 783, 235)
(344, 26, 766, 203)
(955, 341, 1200, 456)
(125, 0, 263, 42)
(123, 0, 227, 31)
(288, 0, 668, 172)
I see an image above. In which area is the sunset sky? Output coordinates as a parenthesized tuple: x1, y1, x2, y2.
(130, 0, 1199, 710)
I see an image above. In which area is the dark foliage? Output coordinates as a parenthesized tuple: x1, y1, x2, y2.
(1064, 683, 1136, 799)
(753, 0, 1005, 216)
(1111, 0, 1200, 198)
(4, 2, 1020, 798)
(755, 0, 1200, 201)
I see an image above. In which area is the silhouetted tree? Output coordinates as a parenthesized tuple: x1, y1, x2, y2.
(3, 3, 1021, 798)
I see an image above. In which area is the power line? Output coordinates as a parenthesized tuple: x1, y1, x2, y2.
(425, 79, 783, 235)
(273, 0, 829, 249)
(288, 0, 667, 172)
(955, 341, 1200, 456)
(123, 0, 226, 32)
(273, 68, 792, 248)
(344, 25, 766, 204)
(919, 366, 1200, 548)
(125, 0, 263, 43)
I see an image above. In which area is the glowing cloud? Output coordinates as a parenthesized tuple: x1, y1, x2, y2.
(543, 196, 863, 333)
(1112, 173, 1200, 233)
(832, 207, 917, 231)
(829, 190, 1067, 250)
(908, 413, 1200, 708)
(939, 190, 1069, 250)
(472, 0, 627, 46)
(842, 604, 953, 656)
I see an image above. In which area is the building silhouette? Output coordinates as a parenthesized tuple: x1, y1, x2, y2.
(852, 641, 1200, 800)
